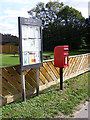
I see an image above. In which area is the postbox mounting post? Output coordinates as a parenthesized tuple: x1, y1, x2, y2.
(60, 67, 63, 90)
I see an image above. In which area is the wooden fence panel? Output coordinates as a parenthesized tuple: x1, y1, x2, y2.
(2, 45, 10, 53)
(2, 68, 21, 92)
(15, 46, 19, 52)
(64, 54, 89, 80)
(0, 53, 89, 106)
(10, 45, 14, 52)
(0, 45, 19, 53)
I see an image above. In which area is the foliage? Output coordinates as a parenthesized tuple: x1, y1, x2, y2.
(28, 1, 64, 27)
(84, 17, 90, 49)
(7, 42, 19, 46)
(28, 1, 88, 51)
(57, 5, 85, 26)
(2, 72, 89, 118)
(43, 23, 85, 51)
(43, 5, 85, 50)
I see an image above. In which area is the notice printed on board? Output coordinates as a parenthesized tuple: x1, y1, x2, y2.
(23, 51, 41, 66)
(22, 38, 41, 52)
(22, 25, 40, 39)
(21, 24, 41, 66)
(22, 39, 35, 52)
(23, 52, 28, 65)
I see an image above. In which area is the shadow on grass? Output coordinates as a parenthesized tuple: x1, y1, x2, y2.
(10, 56, 19, 58)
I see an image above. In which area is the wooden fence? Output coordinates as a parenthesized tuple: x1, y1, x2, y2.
(0, 45, 19, 53)
(0, 53, 90, 106)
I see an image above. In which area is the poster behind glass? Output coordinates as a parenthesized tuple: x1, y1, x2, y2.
(22, 25, 41, 66)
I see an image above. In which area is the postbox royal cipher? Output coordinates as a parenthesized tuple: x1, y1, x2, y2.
(54, 45, 69, 68)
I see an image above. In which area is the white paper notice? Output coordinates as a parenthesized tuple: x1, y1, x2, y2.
(22, 25, 40, 39)
(34, 26, 40, 38)
(22, 25, 34, 38)
(35, 52, 41, 63)
(22, 39, 36, 52)
(35, 39, 41, 51)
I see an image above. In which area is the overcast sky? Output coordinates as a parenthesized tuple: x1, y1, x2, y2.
(0, 0, 89, 36)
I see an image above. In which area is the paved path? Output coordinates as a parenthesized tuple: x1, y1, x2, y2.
(74, 102, 90, 119)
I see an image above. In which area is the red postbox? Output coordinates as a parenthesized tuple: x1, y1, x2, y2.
(54, 45, 69, 90)
(54, 45, 69, 68)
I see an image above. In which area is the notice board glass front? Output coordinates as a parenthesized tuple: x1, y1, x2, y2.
(18, 17, 43, 71)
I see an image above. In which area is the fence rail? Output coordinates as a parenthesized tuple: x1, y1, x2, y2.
(0, 45, 19, 53)
(0, 53, 90, 105)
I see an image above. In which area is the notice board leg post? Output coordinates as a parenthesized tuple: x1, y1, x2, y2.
(21, 71, 26, 102)
(36, 68, 39, 96)
(60, 68, 63, 90)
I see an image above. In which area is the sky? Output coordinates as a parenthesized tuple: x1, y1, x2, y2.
(0, 0, 89, 36)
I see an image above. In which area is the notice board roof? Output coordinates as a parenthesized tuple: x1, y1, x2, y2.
(19, 17, 42, 26)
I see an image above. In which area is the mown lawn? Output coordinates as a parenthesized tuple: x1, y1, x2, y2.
(1, 53, 19, 66)
(43, 49, 89, 59)
(2, 72, 89, 118)
(0, 49, 89, 66)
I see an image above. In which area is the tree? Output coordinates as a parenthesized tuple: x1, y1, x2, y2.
(84, 17, 90, 49)
(56, 5, 85, 50)
(28, 2, 86, 51)
(28, 1, 64, 27)
(57, 5, 85, 25)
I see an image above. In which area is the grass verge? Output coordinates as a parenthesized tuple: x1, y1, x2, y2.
(2, 72, 89, 118)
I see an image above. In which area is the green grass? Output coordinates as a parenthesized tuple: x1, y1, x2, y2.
(43, 49, 89, 59)
(1, 53, 20, 66)
(2, 72, 89, 118)
(0, 49, 89, 66)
